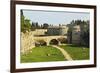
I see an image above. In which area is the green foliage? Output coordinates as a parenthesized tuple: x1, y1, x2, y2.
(81, 28, 89, 47)
(80, 21, 89, 47)
(31, 22, 42, 30)
(21, 10, 31, 32)
(21, 15, 25, 32)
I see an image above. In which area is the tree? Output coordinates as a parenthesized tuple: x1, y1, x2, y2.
(70, 20, 74, 25)
(35, 22, 39, 28)
(42, 23, 49, 29)
(81, 29, 89, 47)
(24, 19, 31, 31)
(21, 10, 25, 32)
(80, 21, 89, 47)
(21, 10, 31, 32)
(59, 24, 61, 26)
(31, 22, 36, 31)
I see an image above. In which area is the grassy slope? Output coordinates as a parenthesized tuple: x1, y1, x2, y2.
(60, 44, 89, 60)
(21, 46, 66, 63)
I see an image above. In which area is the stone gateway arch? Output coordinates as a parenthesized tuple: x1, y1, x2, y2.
(34, 36, 67, 46)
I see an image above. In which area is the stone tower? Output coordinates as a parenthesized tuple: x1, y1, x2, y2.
(72, 25, 81, 44)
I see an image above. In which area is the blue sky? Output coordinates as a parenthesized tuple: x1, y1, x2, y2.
(23, 10, 89, 25)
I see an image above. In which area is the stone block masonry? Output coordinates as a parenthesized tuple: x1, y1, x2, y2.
(21, 31, 35, 54)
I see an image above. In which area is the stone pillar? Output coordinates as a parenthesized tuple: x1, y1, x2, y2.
(46, 39, 50, 46)
(47, 41, 49, 46)
(58, 41, 61, 45)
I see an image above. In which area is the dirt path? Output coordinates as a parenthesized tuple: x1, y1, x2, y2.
(52, 45, 73, 61)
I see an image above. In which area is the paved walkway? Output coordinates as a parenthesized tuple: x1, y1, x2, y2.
(52, 45, 73, 61)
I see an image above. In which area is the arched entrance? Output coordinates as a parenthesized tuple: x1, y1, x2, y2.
(35, 40, 47, 47)
(49, 39, 59, 45)
(58, 38, 68, 44)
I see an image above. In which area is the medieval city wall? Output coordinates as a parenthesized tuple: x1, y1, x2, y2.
(21, 31, 35, 54)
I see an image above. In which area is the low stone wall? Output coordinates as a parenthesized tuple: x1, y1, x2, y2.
(21, 31, 35, 54)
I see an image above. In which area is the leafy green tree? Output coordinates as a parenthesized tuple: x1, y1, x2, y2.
(31, 22, 41, 30)
(80, 21, 89, 47)
(81, 29, 89, 47)
(35, 22, 38, 27)
(31, 22, 36, 31)
(21, 10, 31, 32)
(24, 19, 31, 31)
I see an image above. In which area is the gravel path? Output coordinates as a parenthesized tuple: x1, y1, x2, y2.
(52, 45, 73, 61)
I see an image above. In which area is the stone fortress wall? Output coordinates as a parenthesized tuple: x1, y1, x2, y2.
(21, 25, 81, 54)
(21, 31, 35, 54)
(33, 29, 47, 36)
(72, 25, 81, 44)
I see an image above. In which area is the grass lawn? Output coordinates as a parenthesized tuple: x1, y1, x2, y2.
(21, 46, 66, 63)
(59, 44, 89, 60)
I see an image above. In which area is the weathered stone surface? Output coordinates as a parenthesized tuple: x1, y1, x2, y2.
(21, 31, 35, 54)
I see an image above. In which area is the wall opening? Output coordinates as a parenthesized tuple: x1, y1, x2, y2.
(35, 40, 47, 47)
(49, 39, 59, 45)
(58, 38, 68, 44)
